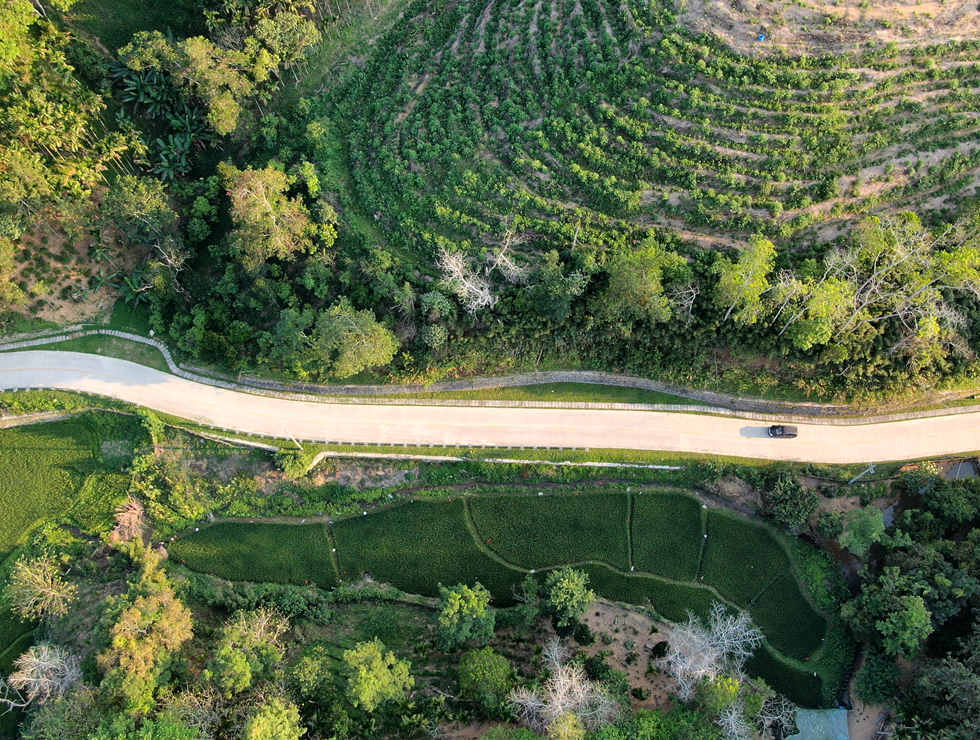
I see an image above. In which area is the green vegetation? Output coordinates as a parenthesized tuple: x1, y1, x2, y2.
(168, 522, 338, 588)
(379, 383, 696, 405)
(173, 489, 837, 705)
(631, 491, 703, 580)
(469, 492, 630, 569)
(0, 413, 143, 557)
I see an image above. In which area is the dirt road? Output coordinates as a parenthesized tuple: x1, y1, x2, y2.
(2, 351, 977, 464)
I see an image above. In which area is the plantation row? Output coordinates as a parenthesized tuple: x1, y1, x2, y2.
(337, 0, 980, 257)
(171, 490, 838, 706)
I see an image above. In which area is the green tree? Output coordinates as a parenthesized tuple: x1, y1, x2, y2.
(342, 638, 413, 712)
(458, 647, 513, 713)
(545, 568, 595, 629)
(97, 547, 193, 714)
(854, 652, 899, 704)
(102, 175, 177, 244)
(313, 298, 399, 379)
(601, 240, 687, 328)
(437, 583, 495, 650)
(842, 566, 932, 657)
(760, 474, 817, 530)
(714, 236, 776, 325)
(219, 162, 316, 270)
(840, 507, 886, 558)
(243, 697, 306, 740)
(206, 607, 288, 696)
(4, 554, 77, 621)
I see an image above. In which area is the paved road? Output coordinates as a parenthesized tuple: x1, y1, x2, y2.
(2, 351, 978, 464)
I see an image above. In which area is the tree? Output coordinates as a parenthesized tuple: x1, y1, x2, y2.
(760, 474, 817, 531)
(714, 236, 776, 325)
(842, 566, 932, 657)
(313, 298, 399, 379)
(0, 643, 81, 709)
(244, 697, 306, 740)
(97, 547, 193, 714)
(19, 684, 102, 739)
(600, 239, 687, 328)
(4, 555, 77, 621)
(102, 175, 177, 244)
(206, 607, 288, 696)
(437, 582, 495, 650)
(342, 638, 413, 712)
(458, 647, 513, 713)
(545, 568, 595, 629)
(219, 162, 316, 270)
(854, 651, 899, 704)
(839, 507, 886, 558)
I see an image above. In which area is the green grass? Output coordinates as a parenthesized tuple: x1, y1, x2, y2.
(581, 564, 715, 623)
(377, 383, 695, 405)
(171, 522, 338, 588)
(332, 500, 523, 601)
(0, 311, 59, 337)
(2, 334, 170, 373)
(746, 645, 824, 708)
(700, 511, 795, 605)
(66, 0, 207, 51)
(748, 575, 827, 660)
(631, 492, 704, 581)
(468, 493, 630, 569)
(0, 413, 141, 559)
(107, 300, 153, 335)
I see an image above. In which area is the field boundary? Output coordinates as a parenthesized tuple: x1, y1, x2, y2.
(4, 328, 980, 422)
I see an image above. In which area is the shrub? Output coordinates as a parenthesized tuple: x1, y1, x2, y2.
(459, 647, 514, 715)
(855, 652, 900, 704)
(761, 474, 817, 530)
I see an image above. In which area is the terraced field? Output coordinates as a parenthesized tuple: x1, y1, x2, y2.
(339, 0, 980, 258)
(172, 488, 847, 706)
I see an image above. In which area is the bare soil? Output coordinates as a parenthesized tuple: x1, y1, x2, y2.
(677, 0, 980, 55)
(13, 208, 145, 325)
(579, 600, 678, 711)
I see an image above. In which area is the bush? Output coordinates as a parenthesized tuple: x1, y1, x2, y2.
(761, 474, 817, 530)
(839, 507, 885, 558)
(816, 511, 844, 540)
(855, 652, 899, 704)
(459, 647, 514, 715)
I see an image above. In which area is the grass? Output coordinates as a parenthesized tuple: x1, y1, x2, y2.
(1, 334, 170, 373)
(699, 511, 796, 605)
(65, 0, 207, 51)
(332, 500, 523, 601)
(581, 564, 716, 623)
(0, 413, 142, 559)
(171, 522, 338, 588)
(468, 492, 630, 569)
(631, 492, 704, 581)
(748, 575, 827, 660)
(0, 311, 59, 337)
(376, 383, 696, 405)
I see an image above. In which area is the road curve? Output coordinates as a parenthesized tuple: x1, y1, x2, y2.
(1, 351, 977, 464)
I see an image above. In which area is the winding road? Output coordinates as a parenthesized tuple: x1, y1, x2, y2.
(1, 350, 978, 464)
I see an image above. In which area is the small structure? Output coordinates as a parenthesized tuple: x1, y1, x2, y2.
(788, 708, 849, 740)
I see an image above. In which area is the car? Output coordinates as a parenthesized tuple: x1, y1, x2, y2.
(768, 424, 798, 438)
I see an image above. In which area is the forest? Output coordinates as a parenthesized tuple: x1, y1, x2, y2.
(0, 0, 978, 399)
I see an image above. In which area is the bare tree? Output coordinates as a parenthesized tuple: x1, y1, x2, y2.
(3, 556, 77, 622)
(110, 497, 146, 544)
(756, 693, 797, 739)
(657, 603, 762, 701)
(0, 644, 81, 709)
(716, 701, 754, 740)
(508, 638, 618, 732)
(438, 247, 497, 313)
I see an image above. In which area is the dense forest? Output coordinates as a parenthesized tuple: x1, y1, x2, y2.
(0, 0, 978, 400)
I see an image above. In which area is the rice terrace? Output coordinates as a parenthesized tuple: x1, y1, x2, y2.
(1, 0, 979, 735)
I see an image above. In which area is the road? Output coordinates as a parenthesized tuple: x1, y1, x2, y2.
(1, 351, 978, 464)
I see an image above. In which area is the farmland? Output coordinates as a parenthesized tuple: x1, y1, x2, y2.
(172, 488, 841, 706)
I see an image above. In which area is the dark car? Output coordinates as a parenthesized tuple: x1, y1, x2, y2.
(768, 425, 798, 438)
